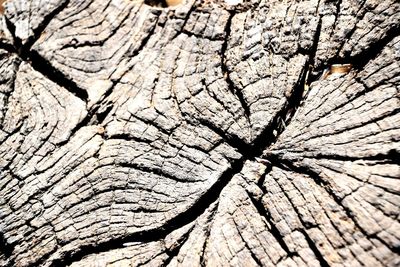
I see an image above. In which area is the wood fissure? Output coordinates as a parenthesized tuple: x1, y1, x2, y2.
(0, 0, 399, 266)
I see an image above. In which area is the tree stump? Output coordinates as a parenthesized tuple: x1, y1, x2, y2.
(0, 0, 399, 266)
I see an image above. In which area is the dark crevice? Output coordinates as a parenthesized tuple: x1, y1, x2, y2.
(241, 63, 309, 159)
(67, 14, 165, 127)
(2, 0, 89, 103)
(302, 148, 400, 166)
(197, 118, 250, 154)
(201, 78, 247, 129)
(82, 82, 121, 128)
(332, 4, 369, 62)
(3, 15, 21, 51)
(19, 0, 70, 58)
(300, 229, 330, 267)
(52, 80, 120, 147)
(104, 133, 153, 144)
(144, 0, 169, 8)
(94, 104, 113, 125)
(28, 51, 88, 101)
(240, 17, 322, 158)
(350, 25, 400, 70)
(130, 114, 174, 136)
(0, 233, 14, 267)
(161, 225, 194, 267)
(181, 29, 222, 41)
(199, 203, 218, 267)
(199, 236, 208, 266)
(247, 193, 295, 257)
(281, 65, 308, 129)
(47, 157, 246, 267)
(304, 17, 323, 84)
(0, 73, 21, 130)
(169, 4, 196, 41)
(0, 40, 16, 54)
(221, 11, 251, 125)
(54, 113, 93, 147)
(331, 0, 343, 31)
(328, 24, 400, 72)
(0, 232, 14, 258)
(128, 15, 161, 58)
(3, 0, 70, 58)
(200, 59, 307, 162)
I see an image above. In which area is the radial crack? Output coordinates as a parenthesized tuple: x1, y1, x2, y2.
(221, 11, 251, 125)
(44, 157, 245, 267)
(28, 51, 89, 102)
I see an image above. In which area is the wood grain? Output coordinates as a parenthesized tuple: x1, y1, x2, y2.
(0, 0, 399, 266)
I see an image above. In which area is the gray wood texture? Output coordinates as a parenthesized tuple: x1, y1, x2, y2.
(0, 0, 399, 266)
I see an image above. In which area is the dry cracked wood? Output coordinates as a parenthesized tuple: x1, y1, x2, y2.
(0, 0, 399, 266)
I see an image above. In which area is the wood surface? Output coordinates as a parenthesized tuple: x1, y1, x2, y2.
(0, 0, 399, 266)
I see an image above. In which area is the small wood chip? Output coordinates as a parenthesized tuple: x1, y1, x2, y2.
(330, 63, 352, 74)
(322, 63, 353, 79)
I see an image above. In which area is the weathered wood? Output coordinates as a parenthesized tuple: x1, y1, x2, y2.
(0, 0, 399, 266)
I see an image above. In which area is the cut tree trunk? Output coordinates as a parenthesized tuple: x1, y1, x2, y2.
(0, 0, 399, 266)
